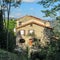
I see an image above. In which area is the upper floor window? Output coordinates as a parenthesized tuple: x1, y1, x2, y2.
(20, 30, 25, 36)
(28, 30, 35, 36)
(30, 24, 33, 27)
(29, 30, 34, 34)
(19, 22, 22, 25)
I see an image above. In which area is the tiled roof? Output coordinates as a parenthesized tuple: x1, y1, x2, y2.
(16, 15, 50, 22)
(16, 19, 52, 29)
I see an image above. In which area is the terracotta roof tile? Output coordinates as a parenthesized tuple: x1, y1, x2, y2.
(16, 15, 50, 22)
(16, 20, 52, 29)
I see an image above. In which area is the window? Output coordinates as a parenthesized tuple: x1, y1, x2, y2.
(20, 30, 25, 35)
(30, 24, 33, 27)
(19, 39, 25, 43)
(29, 30, 34, 34)
(19, 22, 22, 25)
(28, 30, 35, 36)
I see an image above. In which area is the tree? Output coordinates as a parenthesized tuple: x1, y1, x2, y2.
(0, 0, 21, 51)
(0, 10, 5, 48)
(38, 0, 60, 17)
(38, 1, 60, 60)
(6, 19, 16, 52)
(52, 18, 60, 38)
(56, 16, 60, 20)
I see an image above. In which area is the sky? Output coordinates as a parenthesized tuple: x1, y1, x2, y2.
(8, 0, 59, 21)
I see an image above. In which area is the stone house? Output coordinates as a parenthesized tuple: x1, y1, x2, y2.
(15, 15, 52, 48)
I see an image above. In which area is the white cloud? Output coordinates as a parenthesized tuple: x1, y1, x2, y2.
(21, 0, 42, 2)
(30, 8, 34, 10)
(10, 13, 22, 18)
(16, 13, 22, 16)
(22, 0, 35, 2)
(10, 15, 14, 18)
(15, 13, 22, 18)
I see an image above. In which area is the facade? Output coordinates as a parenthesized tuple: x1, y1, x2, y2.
(15, 15, 52, 48)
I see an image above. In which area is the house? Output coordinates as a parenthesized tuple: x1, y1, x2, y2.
(15, 15, 52, 48)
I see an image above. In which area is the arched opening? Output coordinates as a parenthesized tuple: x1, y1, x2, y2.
(19, 39, 25, 48)
(19, 39, 25, 43)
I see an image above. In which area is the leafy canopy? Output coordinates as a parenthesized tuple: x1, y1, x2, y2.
(38, 0, 60, 17)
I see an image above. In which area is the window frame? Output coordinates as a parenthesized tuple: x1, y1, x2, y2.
(29, 30, 34, 34)
(30, 23, 33, 27)
(28, 29, 35, 36)
(20, 30, 25, 36)
(19, 21, 22, 25)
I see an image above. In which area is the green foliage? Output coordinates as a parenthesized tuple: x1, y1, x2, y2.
(41, 10, 56, 17)
(52, 19, 60, 38)
(8, 19, 16, 31)
(5, 19, 16, 52)
(35, 40, 60, 60)
(0, 17, 16, 52)
(8, 31, 16, 52)
(47, 40, 60, 60)
(0, 0, 21, 52)
(0, 0, 21, 51)
(38, 0, 59, 8)
(56, 16, 60, 20)
(0, 10, 7, 49)
(38, 0, 60, 17)
(0, 49, 21, 60)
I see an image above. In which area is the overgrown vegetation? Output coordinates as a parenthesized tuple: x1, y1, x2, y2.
(0, 49, 21, 60)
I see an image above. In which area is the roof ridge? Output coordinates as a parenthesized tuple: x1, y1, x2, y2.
(16, 15, 50, 22)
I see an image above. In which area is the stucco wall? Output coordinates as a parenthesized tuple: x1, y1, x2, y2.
(16, 24, 50, 47)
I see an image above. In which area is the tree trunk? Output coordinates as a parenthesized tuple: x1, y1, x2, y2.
(6, 3, 11, 51)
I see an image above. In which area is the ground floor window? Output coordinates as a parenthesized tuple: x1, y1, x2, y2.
(19, 39, 25, 43)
